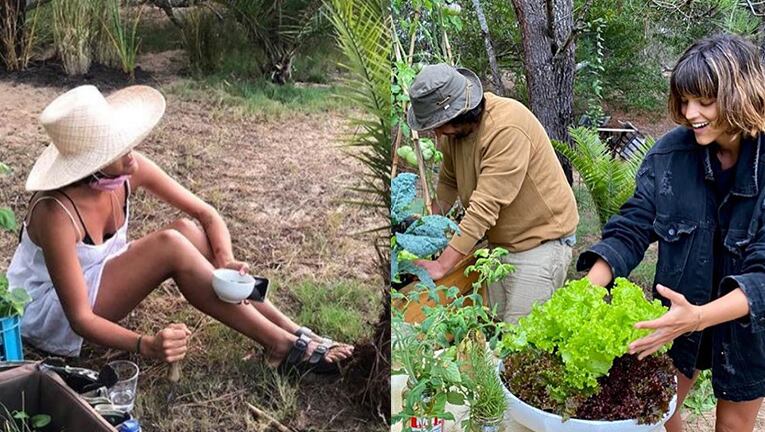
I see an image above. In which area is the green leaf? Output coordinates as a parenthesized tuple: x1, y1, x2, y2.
(0, 208, 16, 231)
(432, 392, 447, 413)
(12, 410, 29, 420)
(441, 411, 456, 421)
(441, 361, 461, 383)
(446, 390, 464, 405)
(31, 414, 51, 428)
(391, 173, 418, 224)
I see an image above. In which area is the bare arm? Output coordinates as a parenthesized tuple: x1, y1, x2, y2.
(586, 257, 614, 287)
(34, 202, 179, 358)
(129, 152, 244, 271)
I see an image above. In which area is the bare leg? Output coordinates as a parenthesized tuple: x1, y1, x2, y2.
(163, 218, 213, 261)
(167, 219, 308, 331)
(715, 397, 763, 432)
(94, 229, 348, 363)
(166, 218, 352, 353)
(665, 370, 700, 432)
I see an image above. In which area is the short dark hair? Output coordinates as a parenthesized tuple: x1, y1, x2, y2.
(668, 34, 765, 136)
(447, 96, 485, 126)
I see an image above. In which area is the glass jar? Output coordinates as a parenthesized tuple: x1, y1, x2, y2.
(469, 414, 505, 432)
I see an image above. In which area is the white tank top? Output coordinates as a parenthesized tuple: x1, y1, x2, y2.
(6, 191, 130, 356)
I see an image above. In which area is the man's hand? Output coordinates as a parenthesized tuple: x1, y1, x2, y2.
(629, 284, 702, 360)
(414, 259, 449, 281)
(413, 245, 466, 282)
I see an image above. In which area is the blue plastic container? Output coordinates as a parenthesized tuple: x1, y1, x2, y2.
(116, 419, 141, 432)
(0, 315, 23, 361)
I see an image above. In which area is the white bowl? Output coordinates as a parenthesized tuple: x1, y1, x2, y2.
(499, 362, 677, 432)
(212, 269, 255, 303)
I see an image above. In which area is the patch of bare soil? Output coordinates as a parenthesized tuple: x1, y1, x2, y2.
(682, 405, 765, 432)
(0, 60, 157, 91)
(0, 59, 384, 431)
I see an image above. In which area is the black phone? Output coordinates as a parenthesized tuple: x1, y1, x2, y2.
(247, 276, 269, 302)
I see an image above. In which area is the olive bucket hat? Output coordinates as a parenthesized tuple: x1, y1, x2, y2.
(406, 63, 483, 131)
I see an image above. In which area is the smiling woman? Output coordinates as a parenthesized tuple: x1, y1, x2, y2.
(578, 34, 765, 432)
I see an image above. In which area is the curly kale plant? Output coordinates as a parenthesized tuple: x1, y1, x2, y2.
(391, 173, 459, 289)
(500, 277, 668, 401)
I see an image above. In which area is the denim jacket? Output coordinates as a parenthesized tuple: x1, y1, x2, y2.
(577, 126, 765, 401)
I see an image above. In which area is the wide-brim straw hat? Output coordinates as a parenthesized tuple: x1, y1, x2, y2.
(26, 85, 166, 191)
(406, 64, 483, 131)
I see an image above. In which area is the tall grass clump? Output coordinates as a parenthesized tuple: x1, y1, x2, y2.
(52, 0, 93, 75)
(102, 1, 142, 79)
(91, 0, 119, 67)
(0, 0, 40, 71)
(181, 6, 224, 74)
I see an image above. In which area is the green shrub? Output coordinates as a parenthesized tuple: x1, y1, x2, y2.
(181, 6, 224, 74)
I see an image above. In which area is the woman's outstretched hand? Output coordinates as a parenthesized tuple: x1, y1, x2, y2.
(629, 284, 703, 360)
(142, 323, 191, 363)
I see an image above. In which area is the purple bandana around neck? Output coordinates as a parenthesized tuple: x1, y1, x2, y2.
(89, 174, 130, 192)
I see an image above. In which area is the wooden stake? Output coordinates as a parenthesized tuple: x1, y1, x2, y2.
(391, 126, 403, 179)
(247, 403, 294, 432)
(411, 131, 432, 214)
(443, 31, 454, 65)
(167, 362, 181, 382)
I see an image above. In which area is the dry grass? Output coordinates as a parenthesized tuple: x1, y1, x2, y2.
(0, 71, 386, 431)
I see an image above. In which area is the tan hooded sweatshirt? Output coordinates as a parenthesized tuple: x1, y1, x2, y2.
(438, 93, 579, 254)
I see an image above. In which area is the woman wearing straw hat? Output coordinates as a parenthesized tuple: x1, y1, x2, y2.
(6, 85, 351, 374)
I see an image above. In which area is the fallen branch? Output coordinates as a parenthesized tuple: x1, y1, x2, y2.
(246, 403, 294, 432)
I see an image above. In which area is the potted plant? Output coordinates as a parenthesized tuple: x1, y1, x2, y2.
(498, 277, 677, 431)
(392, 318, 465, 432)
(0, 274, 30, 361)
(458, 330, 507, 432)
(391, 172, 486, 324)
(392, 248, 514, 431)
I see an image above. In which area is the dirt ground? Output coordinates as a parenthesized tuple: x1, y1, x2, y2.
(0, 52, 385, 431)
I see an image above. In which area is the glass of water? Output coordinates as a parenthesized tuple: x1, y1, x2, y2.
(107, 360, 139, 413)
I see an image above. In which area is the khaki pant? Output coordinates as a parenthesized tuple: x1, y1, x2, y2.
(487, 240, 572, 323)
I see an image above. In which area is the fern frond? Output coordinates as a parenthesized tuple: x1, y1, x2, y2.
(555, 127, 653, 227)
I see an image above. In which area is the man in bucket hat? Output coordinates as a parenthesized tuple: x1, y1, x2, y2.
(409, 64, 579, 323)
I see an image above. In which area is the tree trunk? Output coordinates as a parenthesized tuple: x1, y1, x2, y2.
(509, 0, 575, 184)
(471, 0, 506, 96)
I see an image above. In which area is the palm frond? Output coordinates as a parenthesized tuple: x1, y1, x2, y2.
(326, 0, 391, 210)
